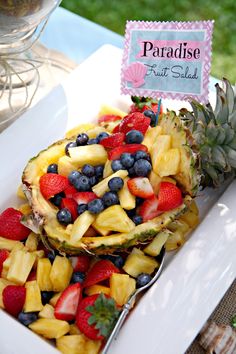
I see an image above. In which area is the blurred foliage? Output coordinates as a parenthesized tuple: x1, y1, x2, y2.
(61, 0, 236, 82)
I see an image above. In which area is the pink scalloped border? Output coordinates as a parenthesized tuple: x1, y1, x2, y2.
(121, 20, 214, 103)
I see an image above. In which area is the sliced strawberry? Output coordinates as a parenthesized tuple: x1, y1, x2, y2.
(69, 255, 91, 272)
(27, 269, 37, 281)
(0, 208, 30, 241)
(0, 249, 9, 276)
(108, 144, 147, 160)
(100, 133, 125, 149)
(73, 192, 97, 205)
(119, 112, 150, 135)
(112, 123, 121, 133)
(83, 260, 119, 288)
(98, 114, 121, 124)
(55, 283, 82, 321)
(127, 177, 154, 198)
(2, 285, 26, 317)
(139, 195, 161, 222)
(157, 182, 183, 211)
(61, 198, 78, 221)
(64, 185, 77, 198)
(39, 173, 69, 199)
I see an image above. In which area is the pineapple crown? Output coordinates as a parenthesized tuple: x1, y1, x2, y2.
(180, 78, 236, 187)
(87, 293, 120, 338)
(131, 96, 158, 110)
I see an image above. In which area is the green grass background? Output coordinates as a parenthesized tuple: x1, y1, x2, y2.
(61, 0, 236, 82)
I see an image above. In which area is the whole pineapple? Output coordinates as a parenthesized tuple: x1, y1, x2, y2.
(179, 78, 236, 187)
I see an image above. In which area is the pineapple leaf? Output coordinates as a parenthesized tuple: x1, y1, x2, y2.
(223, 78, 235, 114)
(229, 110, 236, 131)
(211, 146, 228, 170)
(214, 84, 229, 124)
(206, 121, 218, 144)
(223, 146, 236, 168)
(222, 125, 235, 144)
(216, 127, 226, 145)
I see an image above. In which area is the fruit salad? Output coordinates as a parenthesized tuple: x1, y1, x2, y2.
(5, 89, 232, 353)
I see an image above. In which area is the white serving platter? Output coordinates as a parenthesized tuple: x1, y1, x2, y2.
(0, 44, 235, 354)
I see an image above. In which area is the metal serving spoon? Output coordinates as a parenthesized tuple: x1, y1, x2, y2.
(102, 247, 166, 354)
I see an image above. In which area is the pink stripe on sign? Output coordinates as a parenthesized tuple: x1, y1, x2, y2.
(136, 39, 204, 61)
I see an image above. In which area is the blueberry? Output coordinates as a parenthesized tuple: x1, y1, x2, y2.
(74, 175, 91, 191)
(87, 138, 99, 145)
(143, 109, 156, 126)
(126, 208, 136, 218)
(136, 273, 152, 288)
(111, 159, 125, 172)
(41, 291, 54, 305)
(47, 163, 58, 174)
(76, 133, 89, 146)
(133, 159, 152, 177)
(68, 170, 82, 185)
(101, 255, 124, 268)
(97, 132, 109, 142)
(57, 208, 72, 225)
(77, 203, 88, 215)
(50, 192, 64, 207)
(120, 153, 134, 168)
(128, 166, 135, 177)
(88, 199, 104, 214)
(132, 215, 143, 225)
(102, 192, 119, 207)
(47, 251, 57, 263)
(65, 141, 77, 155)
(18, 312, 38, 326)
(125, 130, 144, 144)
(82, 164, 95, 177)
(134, 150, 149, 161)
(71, 271, 85, 284)
(89, 176, 98, 187)
(108, 177, 124, 192)
(94, 165, 104, 178)
(136, 197, 144, 206)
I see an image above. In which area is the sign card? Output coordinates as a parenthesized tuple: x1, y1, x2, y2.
(121, 21, 214, 103)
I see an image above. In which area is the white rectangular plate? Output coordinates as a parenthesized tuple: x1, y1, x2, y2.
(0, 45, 235, 354)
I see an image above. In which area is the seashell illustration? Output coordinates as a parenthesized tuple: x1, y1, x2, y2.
(124, 62, 147, 88)
(199, 321, 236, 354)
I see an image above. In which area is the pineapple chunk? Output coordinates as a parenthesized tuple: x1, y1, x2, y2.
(110, 273, 136, 306)
(70, 211, 95, 244)
(92, 221, 110, 236)
(7, 250, 36, 285)
(17, 184, 27, 200)
(144, 230, 171, 256)
(165, 230, 185, 251)
(86, 126, 108, 138)
(143, 126, 163, 151)
(168, 220, 190, 235)
(25, 232, 38, 252)
(103, 159, 113, 178)
(50, 292, 62, 307)
(37, 258, 53, 291)
(56, 334, 101, 354)
(118, 177, 136, 210)
(69, 324, 81, 335)
(155, 148, 180, 177)
(18, 203, 31, 215)
(123, 248, 159, 277)
(29, 319, 70, 339)
(0, 278, 14, 308)
(85, 337, 102, 354)
(94, 205, 135, 233)
(149, 170, 162, 195)
(189, 200, 199, 215)
(39, 304, 55, 319)
(179, 210, 199, 228)
(69, 144, 107, 167)
(58, 155, 78, 177)
(84, 285, 110, 296)
(50, 256, 73, 292)
(151, 134, 171, 174)
(92, 170, 128, 197)
(66, 123, 95, 139)
(98, 104, 127, 118)
(0, 237, 22, 251)
(100, 120, 121, 133)
(24, 281, 43, 312)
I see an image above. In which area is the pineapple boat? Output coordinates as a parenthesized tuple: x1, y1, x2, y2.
(21, 78, 236, 256)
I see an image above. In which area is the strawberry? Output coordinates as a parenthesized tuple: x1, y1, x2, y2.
(2, 285, 26, 317)
(100, 133, 125, 149)
(0, 208, 30, 240)
(55, 283, 82, 321)
(119, 112, 150, 135)
(39, 173, 69, 199)
(83, 260, 119, 288)
(69, 255, 91, 272)
(76, 293, 120, 341)
(139, 195, 161, 222)
(64, 185, 77, 198)
(0, 249, 9, 276)
(98, 114, 121, 124)
(108, 144, 147, 160)
(61, 198, 78, 221)
(157, 182, 183, 211)
(73, 192, 97, 205)
(129, 96, 162, 114)
(127, 177, 154, 198)
(112, 123, 121, 133)
(27, 270, 37, 281)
